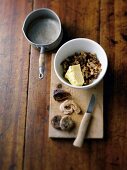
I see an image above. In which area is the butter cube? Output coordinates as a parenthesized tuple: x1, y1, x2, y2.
(65, 64, 84, 86)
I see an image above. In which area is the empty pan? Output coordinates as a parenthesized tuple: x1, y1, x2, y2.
(22, 8, 63, 79)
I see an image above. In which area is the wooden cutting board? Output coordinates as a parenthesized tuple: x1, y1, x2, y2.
(49, 54, 103, 138)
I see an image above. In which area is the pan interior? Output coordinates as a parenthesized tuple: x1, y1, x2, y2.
(26, 18, 60, 45)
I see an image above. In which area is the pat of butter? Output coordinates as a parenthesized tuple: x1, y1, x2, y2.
(65, 64, 84, 86)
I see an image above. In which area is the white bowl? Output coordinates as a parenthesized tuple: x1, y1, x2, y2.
(54, 38, 108, 89)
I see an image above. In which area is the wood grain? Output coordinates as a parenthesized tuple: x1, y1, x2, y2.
(0, 0, 32, 169)
(100, 0, 127, 169)
(0, 0, 127, 170)
(49, 55, 103, 139)
(24, 0, 101, 170)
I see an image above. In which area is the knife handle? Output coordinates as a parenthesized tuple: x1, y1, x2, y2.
(73, 112, 92, 147)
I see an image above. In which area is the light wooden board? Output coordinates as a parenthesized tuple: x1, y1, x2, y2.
(49, 54, 103, 138)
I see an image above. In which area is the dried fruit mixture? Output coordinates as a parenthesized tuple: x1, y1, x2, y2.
(61, 51, 102, 85)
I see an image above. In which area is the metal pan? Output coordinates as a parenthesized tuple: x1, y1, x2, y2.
(22, 8, 62, 79)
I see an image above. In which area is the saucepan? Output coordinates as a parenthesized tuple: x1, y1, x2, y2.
(22, 8, 63, 79)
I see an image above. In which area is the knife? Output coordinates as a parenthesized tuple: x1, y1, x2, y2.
(73, 94, 96, 147)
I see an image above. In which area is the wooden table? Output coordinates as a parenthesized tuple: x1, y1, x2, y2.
(0, 0, 127, 170)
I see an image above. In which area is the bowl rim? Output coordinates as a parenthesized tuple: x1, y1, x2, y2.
(54, 38, 108, 89)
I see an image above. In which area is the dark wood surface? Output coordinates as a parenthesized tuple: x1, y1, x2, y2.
(0, 0, 127, 170)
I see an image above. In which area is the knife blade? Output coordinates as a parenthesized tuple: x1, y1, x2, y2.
(86, 94, 96, 113)
(73, 94, 96, 147)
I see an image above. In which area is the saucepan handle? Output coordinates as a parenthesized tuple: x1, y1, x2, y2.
(39, 47, 45, 79)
